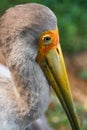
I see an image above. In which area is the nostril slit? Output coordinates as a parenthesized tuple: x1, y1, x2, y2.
(56, 48, 59, 54)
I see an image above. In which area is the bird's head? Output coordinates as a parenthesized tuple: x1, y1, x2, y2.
(0, 3, 80, 129)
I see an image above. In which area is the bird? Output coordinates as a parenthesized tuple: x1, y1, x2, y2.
(0, 3, 80, 130)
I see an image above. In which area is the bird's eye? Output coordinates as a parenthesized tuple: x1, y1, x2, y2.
(44, 36, 51, 42)
(43, 36, 52, 45)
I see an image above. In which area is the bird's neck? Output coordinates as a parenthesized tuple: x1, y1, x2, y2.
(9, 60, 37, 100)
(8, 58, 50, 120)
(8, 56, 50, 102)
(11, 68, 30, 98)
(0, 37, 50, 120)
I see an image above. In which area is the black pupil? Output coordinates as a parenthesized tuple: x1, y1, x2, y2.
(44, 37, 51, 42)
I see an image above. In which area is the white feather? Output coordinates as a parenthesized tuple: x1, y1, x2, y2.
(0, 64, 11, 78)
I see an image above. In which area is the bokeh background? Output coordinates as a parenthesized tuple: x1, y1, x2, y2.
(0, 0, 87, 130)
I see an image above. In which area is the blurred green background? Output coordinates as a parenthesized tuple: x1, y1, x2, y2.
(0, 0, 87, 130)
(0, 0, 87, 53)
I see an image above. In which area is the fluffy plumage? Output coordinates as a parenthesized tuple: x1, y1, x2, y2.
(0, 3, 57, 130)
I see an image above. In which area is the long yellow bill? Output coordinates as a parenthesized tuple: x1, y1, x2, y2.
(36, 28, 80, 130)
